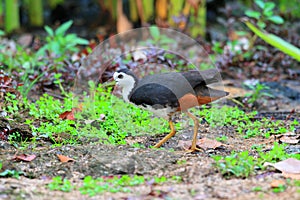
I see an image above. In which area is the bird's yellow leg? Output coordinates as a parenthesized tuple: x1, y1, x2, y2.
(186, 111, 202, 152)
(154, 121, 176, 148)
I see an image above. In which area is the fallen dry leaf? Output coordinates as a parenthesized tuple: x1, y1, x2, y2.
(59, 107, 82, 120)
(12, 154, 36, 162)
(197, 138, 224, 150)
(279, 135, 299, 144)
(177, 138, 225, 150)
(264, 158, 300, 179)
(282, 172, 300, 180)
(59, 110, 75, 120)
(177, 140, 193, 150)
(270, 179, 285, 188)
(276, 132, 300, 144)
(57, 154, 75, 163)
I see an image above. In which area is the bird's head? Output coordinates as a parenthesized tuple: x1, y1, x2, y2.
(113, 68, 138, 88)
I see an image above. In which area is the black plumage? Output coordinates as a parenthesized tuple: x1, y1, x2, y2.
(130, 83, 179, 109)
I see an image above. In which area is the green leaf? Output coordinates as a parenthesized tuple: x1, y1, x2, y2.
(44, 26, 54, 37)
(255, 0, 265, 9)
(73, 37, 89, 45)
(149, 26, 160, 41)
(264, 2, 275, 12)
(263, 10, 273, 17)
(245, 10, 261, 19)
(257, 21, 266, 29)
(244, 20, 300, 61)
(0, 30, 5, 36)
(267, 15, 284, 24)
(55, 20, 73, 36)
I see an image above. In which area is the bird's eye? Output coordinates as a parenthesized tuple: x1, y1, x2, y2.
(118, 74, 124, 79)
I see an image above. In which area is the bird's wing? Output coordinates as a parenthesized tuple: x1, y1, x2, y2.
(180, 69, 220, 87)
(129, 83, 179, 109)
(180, 69, 228, 98)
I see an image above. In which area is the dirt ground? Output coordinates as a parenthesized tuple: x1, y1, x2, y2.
(1, 117, 300, 200)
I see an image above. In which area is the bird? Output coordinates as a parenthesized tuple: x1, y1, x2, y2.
(113, 68, 228, 152)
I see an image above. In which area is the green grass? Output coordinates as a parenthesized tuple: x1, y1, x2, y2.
(48, 176, 73, 192)
(0, 168, 24, 179)
(3, 83, 171, 147)
(196, 105, 298, 139)
(48, 175, 182, 196)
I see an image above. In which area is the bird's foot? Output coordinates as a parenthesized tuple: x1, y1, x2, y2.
(153, 143, 162, 148)
(185, 146, 203, 153)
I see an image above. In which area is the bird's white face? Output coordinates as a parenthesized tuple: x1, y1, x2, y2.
(113, 72, 135, 88)
(113, 71, 136, 102)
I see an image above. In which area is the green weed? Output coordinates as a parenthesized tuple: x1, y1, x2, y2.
(197, 106, 297, 139)
(213, 151, 255, 177)
(252, 186, 263, 192)
(48, 176, 73, 192)
(272, 184, 286, 193)
(177, 159, 187, 165)
(3, 81, 172, 147)
(38, 20, 89, 57)
(0, 169, 24, 179)
(146, 26, 176, 48)
(3, 93, 19, 115)
(74, 84, 171, 145)
(53, 73, 69, 97)
(245, 83, 273, 104)
(245, 0, 284, 29)
(216, 135, 228, 142)
(79, 175, 180, 196)
(213, 143, 300, 178)
(48, 175, 181, 196)
(0, 20, 88, 96)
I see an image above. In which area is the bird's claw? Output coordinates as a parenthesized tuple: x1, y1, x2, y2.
(185, 146, 203, 153)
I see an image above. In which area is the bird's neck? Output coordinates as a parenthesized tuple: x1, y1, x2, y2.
(122, 77, 138, 103)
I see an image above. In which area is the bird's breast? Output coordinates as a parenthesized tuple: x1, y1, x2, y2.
(140, 104, 177, 119)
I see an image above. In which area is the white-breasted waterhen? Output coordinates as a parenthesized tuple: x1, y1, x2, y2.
(113, 68, 228, 152)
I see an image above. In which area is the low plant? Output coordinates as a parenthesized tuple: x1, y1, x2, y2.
(243, 0, 300, 62)
(37, 20, 89, 57)
(197, 106, 297, 139)
(53, 73, 69, 97)
(216, 135, 228, 142)
(245, 0, 284, 29)
(213, 143, 300, 178)
(245, 83, 273, 104)
(0, 169, 24, 179)
(4, 80, 173, 147)
(79, 175, 180, 196)
(48, 175, 181, 196)
(213, 151, 255, 177)
(3, 93, 20, 115)
(142, 26, 176, 48)
(48, 176, 73, 192)
(75, 84, 171, 145)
